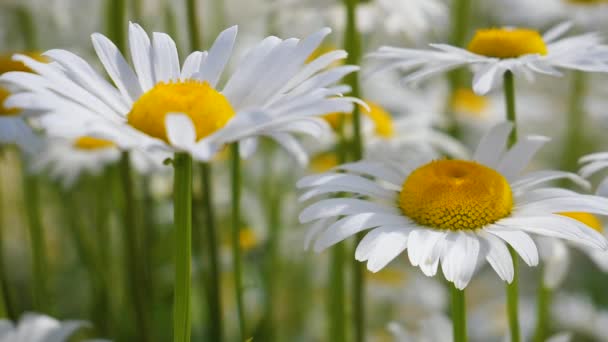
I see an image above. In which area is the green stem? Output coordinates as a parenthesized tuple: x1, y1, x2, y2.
(200, 163, 223, 342)
(329, 243, 346, 342)
(173, 153, 193, 342)
(23, 173, 49, 312)
(451, 284, 467, 342)
(119, 153, 150, 342)
(343, 0, 365, 340)
(504, 71, 517, 147)
(230, 143, 246, 340)
(132, 0, 143, 23)
(94, 173, 112, 334)
(533, 275, 551, 342)
(445, 0, 472, 136)
(106, 0, 126, 52)
(186, 0, 202, 51)
(15, 6, 37, 51)
(0, 167, 11, 319)
(561, 71, 587, 173)
(503, 70, 521, 342)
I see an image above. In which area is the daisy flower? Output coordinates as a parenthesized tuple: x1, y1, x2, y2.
(1, 22, 358, 164)
(538, 212, 608, 289)
(367, 22, 608, 94)
(298, 122, 608, 289)
(0, 313, 95, 342)
(0, 53, 44, 154)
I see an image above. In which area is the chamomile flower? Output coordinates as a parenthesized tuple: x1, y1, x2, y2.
(0, 313, 91, 342)
(1, 23, 358, 164)
(538, 212, 608, 289)
(368, 22, 608, 94)
(298, 122, 608, 289)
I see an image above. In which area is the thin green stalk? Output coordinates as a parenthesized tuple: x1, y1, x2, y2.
(445, 0, 472, 136)
(94, 173, 112, 334)
(561, 71, 587, 172)
(0, 166, 11, 319)
(451, 284, 467, 342)
(327, 114, 348, 342)
(15, 6, 37, 50)
(23, 173, 49, 312)
(186, 0, 202, 51)
(106, 0, 126, 52)
(173, 153, 193, 342)
(200, 163, 223, 342)
(533, 274, 551, 342)
(504, 71, 517, 146)
(132, 0, 143, 23)
(343, 0, 365, 341)
(503, 70, 520, 342)
(230, 143, 246, 340)
(119, 153, 150, 342)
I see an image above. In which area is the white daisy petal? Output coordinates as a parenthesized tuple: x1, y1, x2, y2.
(313, 213, 411, 252)
(181, 51, 207, 80)
(128, 21, 156, 90)
(485, 226, 539, 266)
(497, 135, 550, 180)
(198, 25, 238, 87)
(473, 121, 513, 167)
(300, 198, 399, 223)
(91, 33, 142, 101)
(365, 226, 411, 272)
(152, 32, 180, 83)
(165, 113, 196, 150)
(480, 231, 514, 283)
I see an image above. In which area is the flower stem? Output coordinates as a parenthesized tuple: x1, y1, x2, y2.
(343, 0, 366, 340)
(186, 0, 202, 51)
(106, 0, 126, 52)
(119, 153, 150, 342)
(23, 172, 49, 313)
(561, 71, 587, 172)
(0, 166, 12, 319)
(200, 163, 223, 342)
(451, 284, 467, 342)
(173, 152, 193, 342)
(533, 275, 551, 342)
(231, 143, 246, 340)
(503, 70, 521, 342)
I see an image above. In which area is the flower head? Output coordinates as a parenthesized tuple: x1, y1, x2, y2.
(298, 122, 608, 289)
(368, 22, 608, 94)
(1, 23, 359, 164)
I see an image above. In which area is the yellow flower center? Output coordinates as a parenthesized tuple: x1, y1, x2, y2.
(367, 268, 407, 286)
(323, 101, 394, 138)
(0, 87, 19, 116)
(467, 28, 548, 59)
(400, 160, 513, 230)
(451, 88, 489, 117)
(310, 152, 339, 173)
(0, 52, 45, 74)
(239, 227, 258, 251)
(127, 81, 236, 143)
(559, 212, 603, 233)
(306, 44, 344, 67)
(73, 136, 115, 150)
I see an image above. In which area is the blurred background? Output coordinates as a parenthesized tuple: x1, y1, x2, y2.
(3, 0, 608, 341)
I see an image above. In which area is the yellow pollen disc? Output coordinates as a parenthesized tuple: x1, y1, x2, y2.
(0, 52, 46, 74)
(559, 212, 604, 233)
(239, 227, 258, 251)
(451, 88, 489, 117)
(127, 81, 236, 143)
(73, 136, 115, 150)
(0, 87, 19, 116)
(310, 152, 339, 173)
(400, 160, 513, 231)
(323, 101, 394, 138)
(306, 44, 344, 67)
(467, 28, 548, 59)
